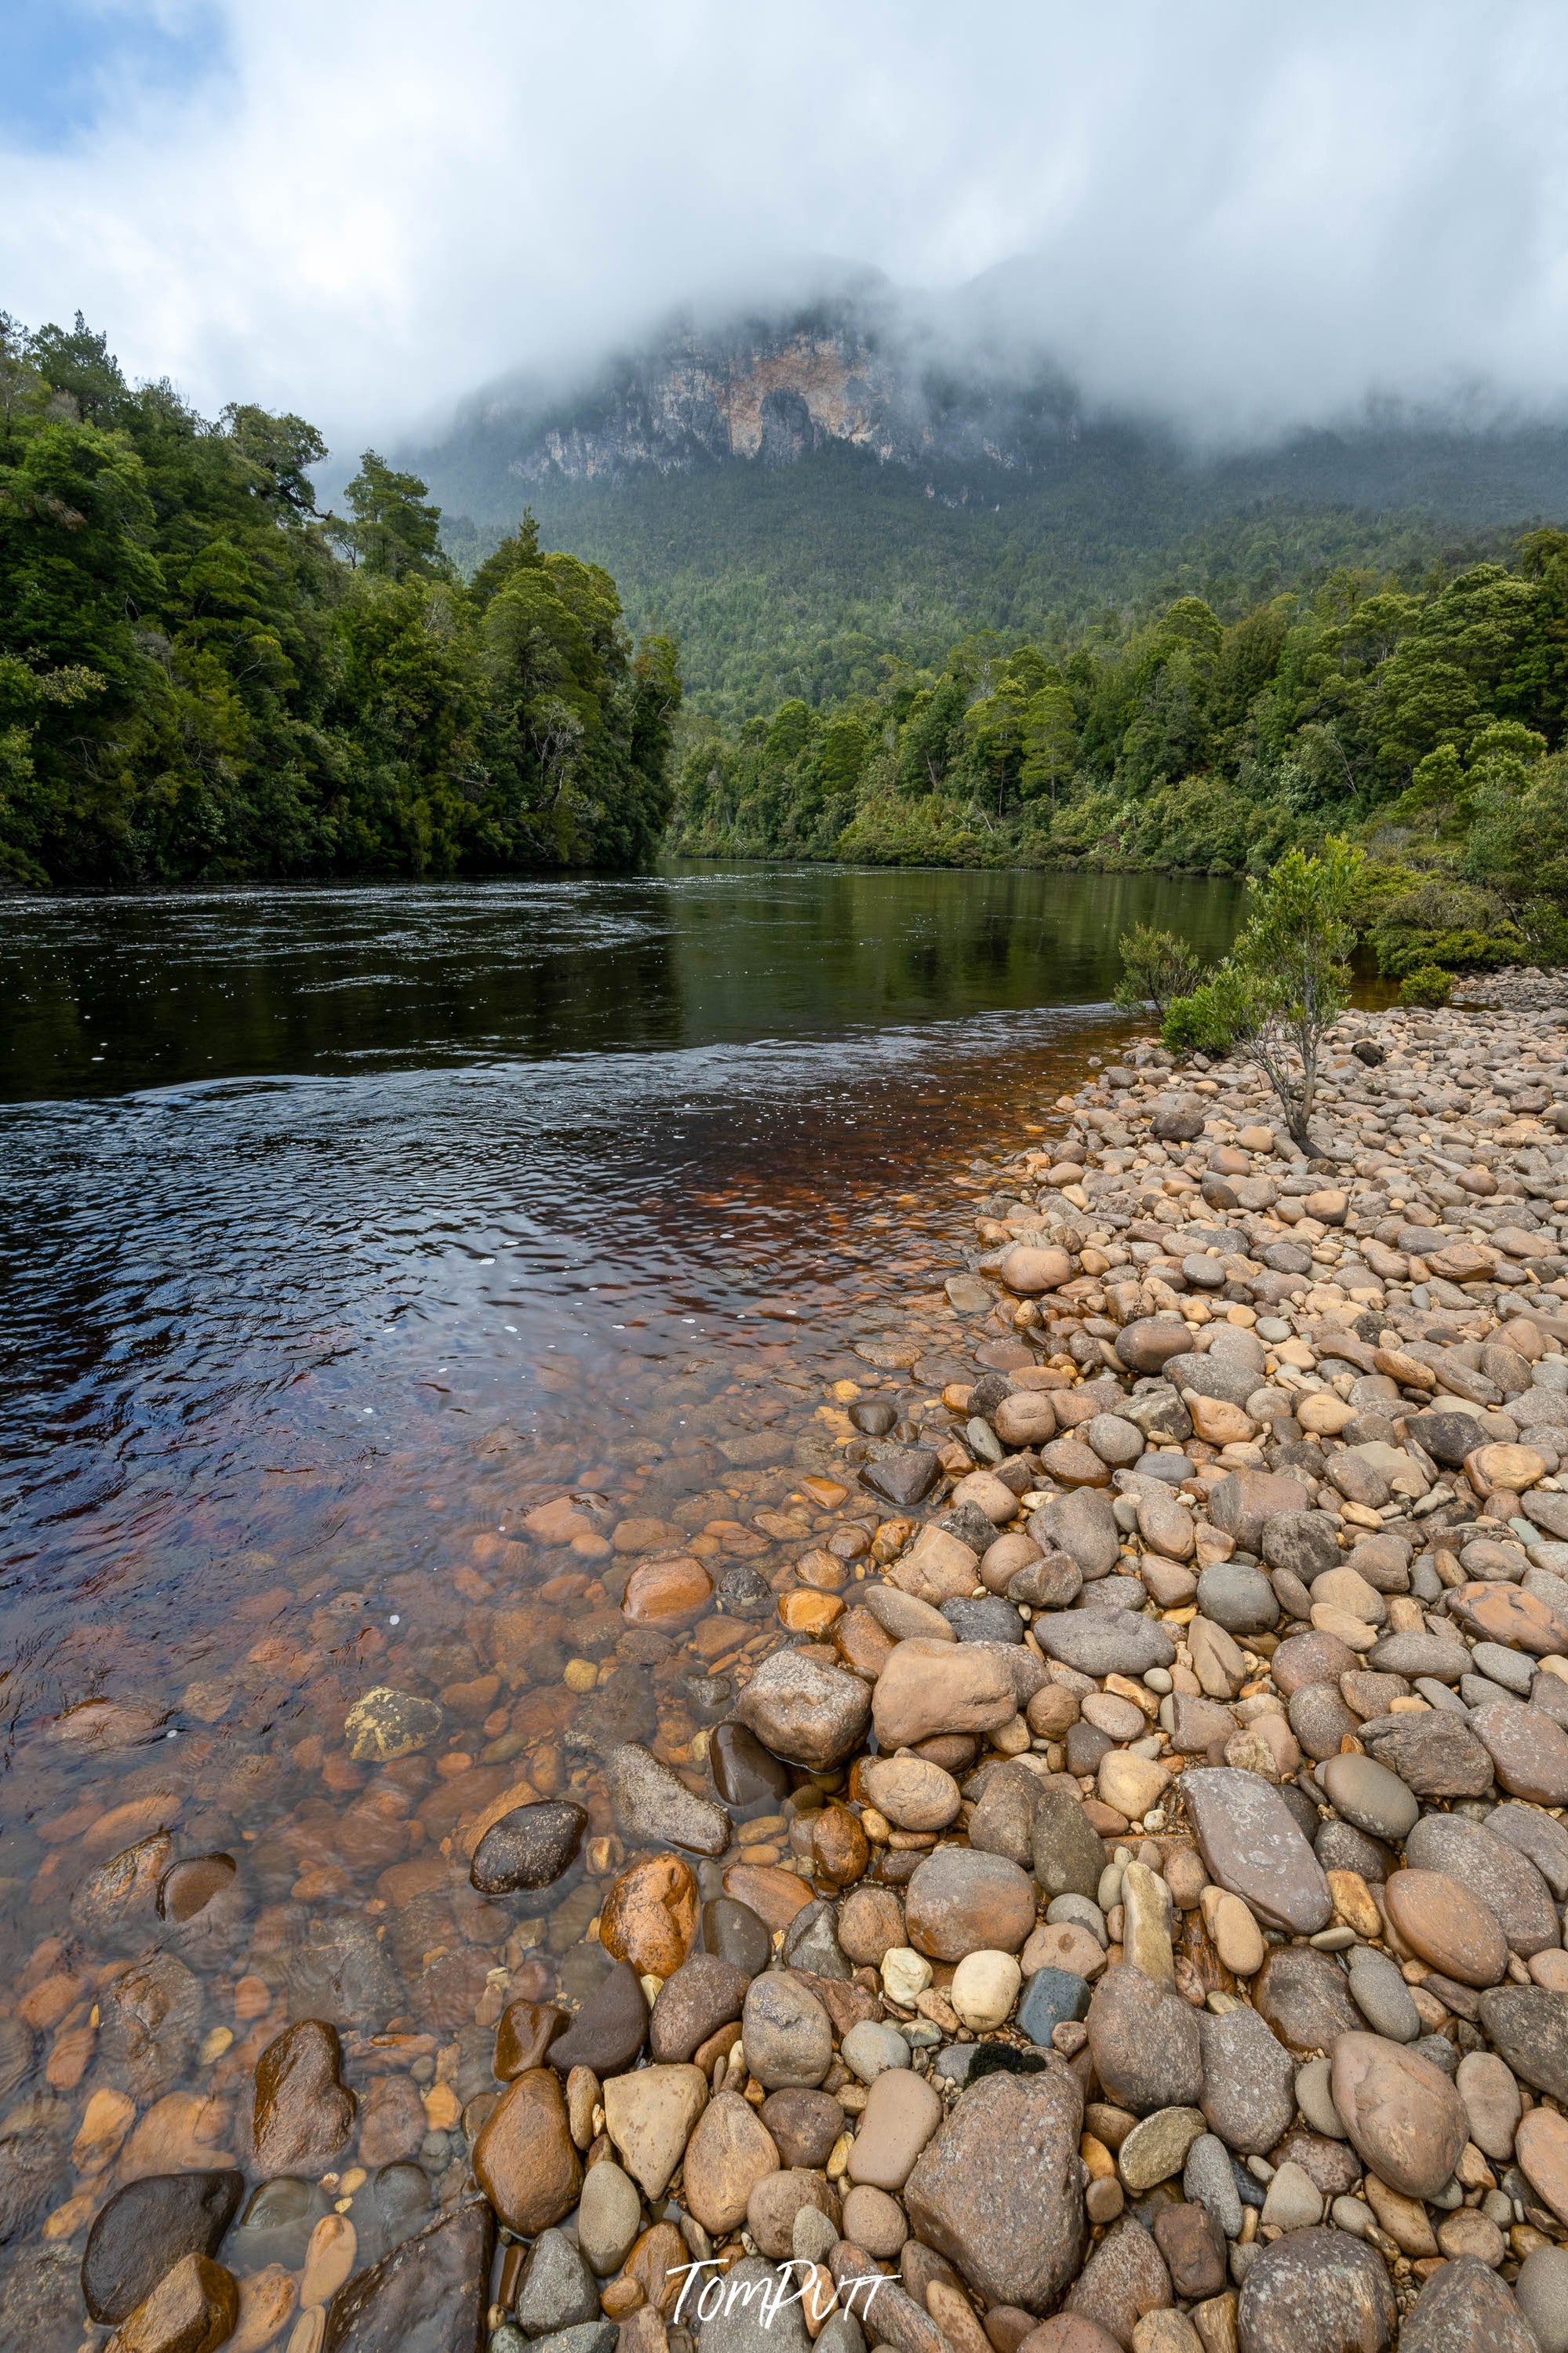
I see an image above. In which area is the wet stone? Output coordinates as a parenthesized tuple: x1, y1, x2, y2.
(710, 1722, 792, 1813)
(471, 1801, 588, 1894)
(549, 1958, 649, 2078)
(604, 1743, 731, 1855)
(472, 2069, 584, 2235)
(253, 2020, 355, 2178)
(344, 1685, 443, 1762)
(100, 1951, 203, 2103)
(82, 2169, 245, 2325)
(321, 2204, 494, 2353)
(702, 1896, 774, 1979)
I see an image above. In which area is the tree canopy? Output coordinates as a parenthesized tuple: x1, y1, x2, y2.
(0, 314, 681, 888)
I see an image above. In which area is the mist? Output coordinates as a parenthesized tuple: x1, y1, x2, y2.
(4, 0, 1568, 455)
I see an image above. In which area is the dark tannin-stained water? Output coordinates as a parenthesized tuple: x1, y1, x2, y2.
(0, 860, 1237, 2330)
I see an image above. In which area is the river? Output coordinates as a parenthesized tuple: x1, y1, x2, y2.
(0, 859, 1238, 2327)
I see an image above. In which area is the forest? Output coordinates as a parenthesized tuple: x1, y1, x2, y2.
(668, 541, 1568, 976)
(0, 315, 681, 888)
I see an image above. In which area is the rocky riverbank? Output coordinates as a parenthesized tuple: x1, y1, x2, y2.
(20, 985, 1568, 2351)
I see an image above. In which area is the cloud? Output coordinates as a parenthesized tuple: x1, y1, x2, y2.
(3, 0, 1568, 454)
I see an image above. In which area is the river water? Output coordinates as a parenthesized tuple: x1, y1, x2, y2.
(0, 860, 1237, 2326)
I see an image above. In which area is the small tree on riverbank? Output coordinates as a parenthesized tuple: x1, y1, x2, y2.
(1112, 924, 1207, 1020)
(1162, 839, 1362, 1153)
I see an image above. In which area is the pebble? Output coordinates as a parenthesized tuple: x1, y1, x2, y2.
(1318, 1752, 1419, 1843)
(1087, 1966, 1202, 2116)
(548, 1959, 649, 2078)
(840, 2020, 911, 2082)
(1064, 2216, 1173, 2349)
(1383, 1867, 1510, 1987)
(741, 1974, 834, 2089)
(759, 2089, 845, 2169)
(602, 1743, 731, 1856)
(1196, 2002, 1296, 2154)
(857, 1755, 962, 1831)
(1183, 2132, 1244, 2239)
(950, 1950, 1021, 2029)
(650, 1954, 751, 2065)
(904, 1847, 1036, 1960)
(1516, 2244, 1568, 2353)
(471, 1801, 588, 1894)
(1479, 1983, 1568, 2100)
(839, 2182, 908, 2259)
(598, 1853, 700, 1978)
(251, 2021, 355, 2179)
(81, 2170, 245, 2326)
(845, 2064, 944, 2191)
(576, 2159, 643, 2275)
(1182, 1768, 1332, 1934)
(871, 1642, 1020, 1747)
(1235, 2228, 1395, 2353)
(1519, 2102, 1568, 2224)
(1346, 1946, 1421, 2042)
(733, 1650, 872, 1768)
(1330, 2031, 1468, 2200)
(1401, 2259, 1536, 2353)
(682, 2089, 782, 2235)
(1403, 1809, 1562, 1956)
(472, 2068, 584, 2235)
(1118, 2106, 1206, 2193)
(904, 2068, 1086, 2311)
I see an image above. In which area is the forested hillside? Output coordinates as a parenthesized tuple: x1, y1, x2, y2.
(0, 316, 679, 888)
(411, 293, 1568, 724)
(668, 542, 1568, 974)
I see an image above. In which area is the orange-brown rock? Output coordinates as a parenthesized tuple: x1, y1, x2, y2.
(622, 1557, 714, 1626)
(812, 1805, 870, 1886)
(494, 1999, 569, 2080)
(252, 2021, 355, 2178)
(722, 1862, 815, 1930)
(471, 2067, 583, 2235)
(599, 1854, 700, 1976)
(780, 1590, 845, 1637)
(104, 2253, 237, 2353)
(1384, 1869, 1509, 1987)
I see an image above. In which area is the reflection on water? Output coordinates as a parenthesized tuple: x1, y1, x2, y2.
(0, 861, 1237, 2337)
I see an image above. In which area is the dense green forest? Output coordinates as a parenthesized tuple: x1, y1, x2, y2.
(0, 315, 680, 888)
(418, 377, 1568, 725)
(668, 541, 1568, 974)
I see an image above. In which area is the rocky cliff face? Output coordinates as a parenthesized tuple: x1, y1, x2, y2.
(478, 302, 1075, 485)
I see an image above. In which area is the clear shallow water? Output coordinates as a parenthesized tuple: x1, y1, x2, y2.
(0, 859, 1238, 2332)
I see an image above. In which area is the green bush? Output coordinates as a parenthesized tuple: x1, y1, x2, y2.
(1399, 965, 1454, 1007)
(1114, 923, 1208, 1018)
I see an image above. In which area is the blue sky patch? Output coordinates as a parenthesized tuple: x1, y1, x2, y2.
(0, 2, 227, 150)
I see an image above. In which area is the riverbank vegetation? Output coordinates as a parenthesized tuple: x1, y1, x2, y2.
(0, 315, 680, 887)
(668, 539, 1568, 973)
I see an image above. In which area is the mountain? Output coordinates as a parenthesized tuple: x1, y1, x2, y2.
(404, 284, 1568, 723)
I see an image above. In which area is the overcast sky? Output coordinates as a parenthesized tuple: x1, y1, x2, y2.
(4, 1, 1568, 453)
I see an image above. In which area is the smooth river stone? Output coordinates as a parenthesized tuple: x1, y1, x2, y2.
(681, 2090, 781, 2235)
(1330, 2032, 1468, 2201)
(1318, 1754, 1418, 1843)
(1449, 1580, 1568, 1653)
(602, 2064, 708, 2200)
(1357, 1712, 1494, 1798)
(904, 1847, 1037, 1961)
(741, 1975, 833, 2090)
(1400, 2258, 1536, 2353)
(1086, 1965, 1202, 2116)
(732, 1651, 871, 1769)
(1235, 2228, 1395, 2353)
(1064, 2216, 1172, 2349)
(1384, 1870, 1509, 1987)
(321, 2205, 493, 2353)
(1477, 1985, 1568, 2102)
(845, 2064, 944, 2191)
(471, 2069, 583, 2235)
(81, 2170, 246, 2325)
(857, 1756, 962, 1832)
(471, 1801, 588, 1894)
(1518, 2105, 1568, 2227)
(1491, 1798, 1568, 1900)
(1253, 1947, 1359, 2054)
(650, 1954, 751, 2065)
(1181, 1768, 1331, 1934)
(1470, 1699, 1568, 1805)
(871, 1641, 1019, 1748)
(904, 2067, 1086, 2313)
(548, 1960, 648, 2078)
(1196, 2004, 1295, 2154)
(1032, 1612, 1176, 1679)
(1404, 1812, 1561, 1957)
(602, 1744, 731, 1856)
(252, 2021, 355, 2178)
(710, 1722, 793, 1812)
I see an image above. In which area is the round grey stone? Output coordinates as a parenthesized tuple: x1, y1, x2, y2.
(840, 2021, 909, 2084)
(1319, 1752, 1419, 1843)
(1347, 1948, 1420, 2043)
(1184, 2130, 1243, 2239)
(1196, 1564, 1280, 1636)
